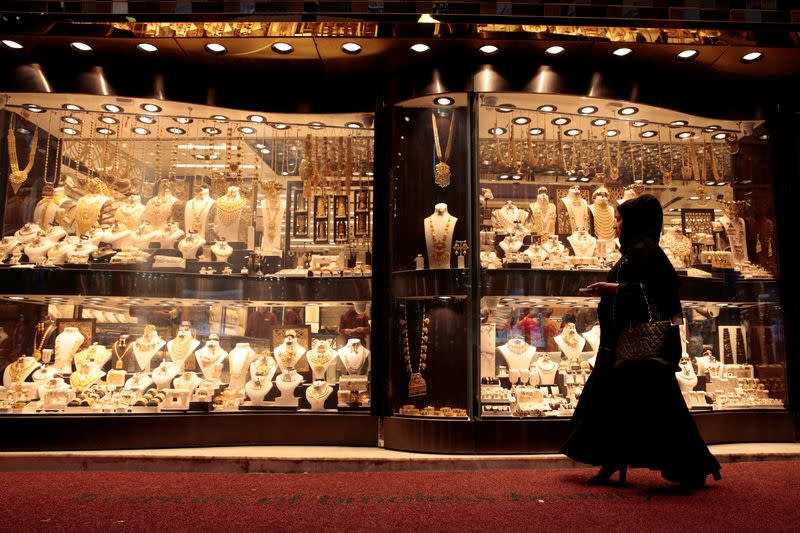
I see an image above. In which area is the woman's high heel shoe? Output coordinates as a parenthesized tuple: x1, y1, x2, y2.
(587, 465, 628, 485)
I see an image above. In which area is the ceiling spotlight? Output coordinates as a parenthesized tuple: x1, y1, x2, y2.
(346, 122, 363, 129)
(210, 114, 228, 122)
(272, 123, 290, 130)
(62, 104, 84, 111)
(578, 106, 598, 115)
(239, 126, 255, 134)
(16, 127, 31, 135)
(255, 143, 266, 149)
(704, 125, 721, 132)
(140, 103, 162, 113)
(62, 116, 81, 125)
(434, 96, 454, 106)
(618, 106, 639, 116)
(133, 127, 150, 135)
(207, 154, 220, 160)
(489, 127, 507, 135)
(741, 51, 764, 63)
(644, 179, 655, 185)
(479, 44, 499, 55)
(102, 103, 123, 113)
(341, 42, 362, 54)
(606, 129, 620, 137)
(513, 117, 531, 125)
(174, 117, 193, 124)
(60, 127, 79, 136)
(205, 42, 227, 55)
(640, 130, 657, 138)
(676, 49, 698, 60)
(137, 115, 156, 124)
(70, 42, 93, 52)
(565, 129, 582, 137)
(99, 116, 119, 124)
(496, 104, 515, 113)
(529, 128, 544, 136)
(632, 121, 647, 127)
(545, 45, 565, 56)
(579, 177, 590, 182)
(271, 42, 294, 54)
(537, 105, 557, 113)
(712, 132, 727, 140)
(308, 122, 325, 129)
(410, 43, 430, 53)
(591, 118, 609, 127)
(552, 117, 571, 126)
(669, 120, 688, 127)
(1, 40, 23, 50)
(166, 127, 186, 135)
(613, 47, 632, 57)
(676, 131, 693, 139)
(23, 104, 45, 113)
(248, 114, 265, 123)
(137, 43, 159, 53)
(96, 127, 114, 135)
(202, 127, 221, 135)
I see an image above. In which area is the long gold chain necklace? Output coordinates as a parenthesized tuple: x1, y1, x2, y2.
(593, 203, 615, 239)
(32, 323, 55, 361)
(401, 306, 430, 397)
(681, 141, 693, 180)
(7, 116, 39, 194)
(171, 333, 195, 360)
(710, 143, 725, 182)
(113, 339, 133, 370)
(526, 124, 540, 166)
(432, 112, 455, 188)
(300, 133, 313, 198)
(307, 382, 331, 400)
(657, 131, 674, 185)
(428, 215, 452, 262)
(345, 133, 353, 196)
(688, 139, 708, 203)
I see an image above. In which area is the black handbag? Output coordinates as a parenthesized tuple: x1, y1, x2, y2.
(615, 283, 680, 368)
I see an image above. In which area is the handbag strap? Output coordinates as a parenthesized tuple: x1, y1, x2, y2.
(638, 283, 659, 323)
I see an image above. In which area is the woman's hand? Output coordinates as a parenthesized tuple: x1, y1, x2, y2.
(580, 282, 619, 296)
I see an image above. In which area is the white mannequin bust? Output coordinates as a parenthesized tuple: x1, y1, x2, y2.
(211, 239, 233, 263)
(2, 355, 41, 388)
(46, 224, 67, 243)
(123, 372, 153, 392)
(306, 340, 338, 380)
(184, 186, 215, 236)
(65, 237, 97, 263)
(589, 187, 616, 241)
(529, 187, 556, 236)
(69, 362, 105, 391)
(338, 338, 370, 376)
(103, 224, 134, 249)
(47, 238, 75, 265)
(618, 187, 637, 205)
(562, 186, 589, 234)
(567, 228, 597, 258)
(554, 322, 586, 359)
(152, 361, 180, 389)
(227, 342, 255, 389)
(54, 326, 85, 373)
(14, 223, 43, 243)
(534, 354, 559, 385)
(245, 375, 272, 404)
(424, 203, 458, 269)
(275, 369, 303, 405)
(115, 194, 146, 231)
(167, 327, 200, 370)
(524, 242, 549, 266)
(583, 324, 601, 354)
(195, 334, 228, 378)
(177, 232, 206, 260)
(23, 235, 54, 263)
(172, 371, 201, 392)
(498, 337, 537, 371)
(214, 186, 247, 242)
(675, 356, 698, 392)
(305, 379, 334, 410)
(492, 200, 528, 233)
(274, 331, 306, 373)
(499, 234, 524, 255)
(249, 353, 278, 382)
(132, 222, 160, 249)
(132, 325, 165, 372)
(719, 209, 749, 265)
(542, 235, 567, 257)
(159, 221, 185, 250)
(259, 180, 284, 256)
(143, 186, 178, 231)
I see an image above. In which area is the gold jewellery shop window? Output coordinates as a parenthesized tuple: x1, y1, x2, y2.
(0, 94, 374, 414)
(388, 94, 473, 419)
(476, 93, 785, 419)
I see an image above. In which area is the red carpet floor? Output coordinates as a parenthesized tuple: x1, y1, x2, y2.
(0, 461, 798, 532)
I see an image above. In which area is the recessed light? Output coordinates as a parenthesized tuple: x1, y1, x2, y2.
(137, 43, 159, 53)
(537, 105, 557, 113)
(23, 104, 45, 113)
(479, 44, 499, 55)
(613, 47, 632, 57)
(202, 127, 221, 135)
(579, 176, 590, 182)
(645, 179, 655, 184)
(513, 117, 531, 125)
(272, 123, 290, 130)
(618, 106, 638, 116)
(434, 96, 454, 106)
(705, 180, 716, 186)
(578, 106, 598, 115)
(99, 116, 119, 125)
(591, 118, 609, 127)
(194, 154, 206, 160)
(529, 128, 544, 135)
(496, 103, 515, 113)
(1, 40, 23, 50)
(60, 127, 79, 136)
(565, 129, 582, 136)
(8, 296, 25, 301)
(703, 125, 720, 132)
(545, 45, 565, 55)
(341, 42, 362, 54)
(141, 103, 162, 113)
(96, 127, 114, 135)
(410, 43, 430, 53)
(260, 148, 270, 154)
(62, 104, 84, 111)
(70, 42, 92, 52)
(238, 126, 255, 134)
(62, 116, 81, 125)
(308, 122, 325, 129)
(758, 133, 769, 141)
(16, 127, 30, 135)
(740, 51, 763, 63)
(498, 174, 510, 180)
(552, 117, 571, 126)
(271, 42, 294, 54)
(346, 122, 363, 129)
(640, 130, 657, 138)
(255, 143, 266, 149)
(676, 131, 693, 139)
(133, 127, 150, 135)
(669, 120, 688, 127)
(166, 127, 186, 135)
(567, 176, 578, 182)
(207, 154, 220, 160)
(712, 132, 727, 140)
(676, 49, 698, 60)
(205, 42, 227, 55)
(489, 127, 507, 135)
(174, 117, 193, 124)
(606, 129, 620, 137)
(632, 121, 647, 128)
(248, 114, 265, 123)
(137, 115, 156, 124)
(210, 115, 228, 122)
(102, 104, 123, 113)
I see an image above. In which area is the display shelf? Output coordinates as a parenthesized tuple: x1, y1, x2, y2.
(0, 268, 371, 303)
(481, 269, 779, 303)
(391, 269, 470, 299)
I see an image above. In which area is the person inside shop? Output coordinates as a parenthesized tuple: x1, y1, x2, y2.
(339, 302, 371, 343)
(283, 307, 304, 327)
(561, 194, 721, 489)
(514, 305, 558, 351)
(245, 306, 277, 339)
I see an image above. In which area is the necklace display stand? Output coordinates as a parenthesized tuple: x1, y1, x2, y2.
(424, 203, 457, 269)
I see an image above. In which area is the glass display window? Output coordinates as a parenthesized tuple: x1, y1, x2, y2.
(0, 93, 374, 415)
(477, 92, 785, 419)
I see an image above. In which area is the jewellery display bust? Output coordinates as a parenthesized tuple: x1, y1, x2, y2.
(524, 242, 549, 266)
(132, 325, 165, 372)
(152, 361, 181, 389)
(275, 369, 303, 405)
(115, 194, 146, 231)
(492, 200, 528, 233)
(719, 212, 749, 266)
(46, 225, 67, 243)
(227, 343, 255, 389)
(306, 340, 338, 380)
(102, 224, 134, 250)
(184, 187, 215, 237)
(499, 233, 524, 255)
(498, 337, 537, 371)
(676, 357, 698, 393)
(124, 372, 153, 392)
(75, 190, 113, 237)
(528, 187, 556, 236)
(249, 354, 277, 383)
(554, 322, 586, 359)
(542, 235, 567, 257)
(260, 180, 284, 256)
(172, 372, 201, 392)
(178, 232, 206, 259)
(535, 354, 559, 385)
(660, 226, 693, 268)
(567, 228, 597, 258)
(214, 186, 248, 242)
(339, 338, 370, 376)
(305, 379, 334, 410)
(589, 187, 616, 241)
(245, 375, 272, 404)
(23, 235, 54, 263)
(195, 335, 228, 378)
(143, 187, 178, 231)
(159, 221, 185, 250)
(274, 331, 306, 373)
(69, 362, 105, 391)
(54, 327, 85, 373)
(583, 324, 601, 354)
(211, 239, 234, 263)
(424, 203, 457, 269)
(562, 187, 589, 234)
(3, 355, 40, 388)
(131, 222, 160, 249)
(46, 239, 73, 265)
(14, 223, 42, 244)
(167, 329, 200, 370)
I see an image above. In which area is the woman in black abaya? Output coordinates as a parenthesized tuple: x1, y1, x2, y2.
(561, 194, 721, 487)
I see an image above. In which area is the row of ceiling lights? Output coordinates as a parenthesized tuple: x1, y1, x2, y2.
(1, 38, 765, 63)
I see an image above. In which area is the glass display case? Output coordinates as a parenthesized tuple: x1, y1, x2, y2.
(0, 94, 375, 424)
(476, 92, 785, 420)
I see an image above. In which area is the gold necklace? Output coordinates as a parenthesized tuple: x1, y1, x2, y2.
(171, 334, 195, 361)
(278, 343, 297, 366)
(432, 112, 455, 188)
(507, 340, 529, 355)
(144, 194, 173, 227)
(401, 307, 429, 397)
(253, 355, 275, 376)
(657, 133, 674, 185)
(216, 193, 247, 226)
(262, 181, 282, 244)
(7, 118, 39, 195)
(8, 357, 35, 383)
(300, 133, 313, 198)
(562, 330, 579, 348)
(113, 340, 133, 370)
(75, 195, 106, 236)
(188, 193, 211, 232)
(229, 348, 250, 377)
(428, 215, 452, 262)
(32, 323, 55, 361)
(308, 345, 334, 375)
(306, 383, 331, 401)
(592, 203, 616, 240)
(70, 367, 100, 390)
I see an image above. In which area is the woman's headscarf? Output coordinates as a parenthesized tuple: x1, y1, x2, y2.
(617, 194, 663, 254)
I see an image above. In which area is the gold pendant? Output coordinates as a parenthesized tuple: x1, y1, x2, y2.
(9, 170, 27, 195)
(662, 170, 673, 185)
(595, 171, 606, 184)
(609, 167, 620, 181)
(434, 162, 451, 188)
(408, 372, 427, 397)
(681, 165, 692, 180)
(31, 349, 41, 362)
